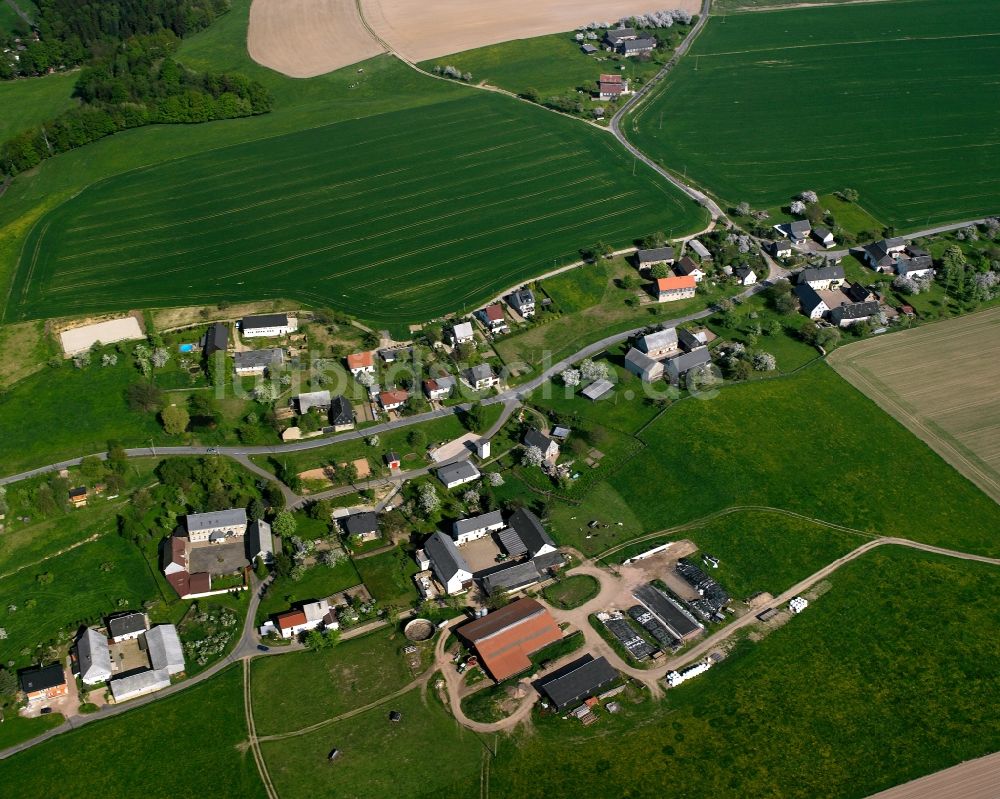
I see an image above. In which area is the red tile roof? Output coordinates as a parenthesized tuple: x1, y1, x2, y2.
(166, 571, 190, 597)
(456, 598, 563, 682)
(379, 389, 409, 407)
(347, 351, 373, 369)
(189, 572, 211, 594)
(484, 304, 504, 321)
(656, 275, 697, 291)
(600, 73, 623, 84)
(277, 609, 307, 630)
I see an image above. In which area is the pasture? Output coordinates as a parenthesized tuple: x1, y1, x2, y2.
(627, 0, 1000, 228)
(491, 548, 1000, 799)
(0, 666, 266, 799)
(250, 627, 414, 736)
(828, 307, 1000, 505)
(7, 91, 706, 330)
(0, 72, 77, 141)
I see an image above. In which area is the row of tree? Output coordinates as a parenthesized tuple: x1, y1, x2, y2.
(2, 31, 272, 176)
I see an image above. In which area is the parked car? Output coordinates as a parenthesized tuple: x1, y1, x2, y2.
(257, 644, 269, 652)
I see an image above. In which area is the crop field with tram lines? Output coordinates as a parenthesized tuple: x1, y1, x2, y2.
(626, 0, 1000, 229)
(5, 92, 706, 330)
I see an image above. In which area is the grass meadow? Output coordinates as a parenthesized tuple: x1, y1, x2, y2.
(0, 665, 265, 799)
(250, 628, 414, 736)
(255, 557, 362, 626)
(627, 0, 1000, 228)
(7, 90, 705, 328)
(260, 685, 483, 799)
(0, 72, 78, 141)
(491, 548, 1000, 799)
(354, 547, 421, 607)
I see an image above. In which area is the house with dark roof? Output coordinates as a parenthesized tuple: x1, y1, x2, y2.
(734, 265, 757, 286)
(624, 347, 664, 383)
(788, 219, 811, 244)
(674, 256, 705, 283)
(798, 263, 845, 290)
(508, 508, 557, 558)
(461, 363, 500, 391)
(19, 663, 67, 703)
(507, 288, 536, 318)
(812, 226, 835, 248)
(343, 512, 380, 542)
(456, 598, 562, 681)
(604, 27, 637, 47)
(769, 240, 793, 258)
(538, 654, 619, 710)
(69, 485, 87, 507)
(240, 313, 293, 338)
(618, 37, 656, 56)
(664, 348, 712, 386)
(829, 300, 880, 327)
(203, 322, 228, 356)
(678, 327, 710, 352)
(523, 428, 559, 460)
(794, 283, 830, 320)
(330, 395, 355, 430)
(452, 510, 505, 545)
(424, 531, 473, 594)
(479, 560, 542, 596)
(636, 246, 675, 268)
(233, 348, 284, 375)
(863, 237, 907, 271)
(423, 375, 457, 401)
(107, 611, 148, 643)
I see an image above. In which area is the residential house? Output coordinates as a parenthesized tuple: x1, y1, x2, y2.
(329, 395, 355, 431)
(688, 239, 711, 260)
(538, 654, 619, 711)
(346, 351, 375, 375)
(636, 246, 675, 269)
(423, 375, 456, 401)
(618, 37, 656, 56)
(343, 512, 380, 542)
(581, 379, 614, 401)
(636, 327, 679, 359)
(794, 283, 830, 320)
(655, 275, 697, 302)
(107, 611, 148, 643)
(507, 288, 536, 318)
(597, 73, 628, 99)
(478, 304, 508, 334)
(385, 451, 401, 469)
(523, 428, 559, 460)
(829, 300, 880, 327)
(436, 460, 481, 489)
(246, 519, 274, 564)
(896, 253, 935, 279)
(19, 663, 67, 703)
(507, 508, 557, 557)
(296, 390, 331, 415)
(461, 363, 500, 391)
(604, 27, 637, 47)
(812, 226, 835, 248)
(69, 486, 87, 507)
(734, 265, 757, 286)
(145, 625, 185, 675)
(798, 264, 845, 290)
(379, 388, 409, 411)
(233, 348, 284, 376)
(272, 599, 338, 640)
(75, 628, 112, 685)
(769, 240, 793, 258)
(203, 322, 228, 356)
(479, 560, 542, 596)
(424, 531, 474, 594)
(379, 347, 410, 364)
(452, 510, 505, 545)
(664, 348, 712, 385)
(240, 313, 294, 338)
(787, 219, 811, 244)
(624, 347, 664, 382)
(455, 598, 562, 681)
(186, 508, 247, 543)
(677, 328, 710, 352)
(451, 321, 475, 345)
(863, 237, 907, 271)
(674, 256, 706, 283)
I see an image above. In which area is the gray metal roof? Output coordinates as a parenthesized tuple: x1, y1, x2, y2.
(241, 313, 288, 330)
(436, 460, 481, 486)
(186, 508, 247, 533)
(620, 37, 656, 51)
(297, 390, 331, 414)
(424, 531, 471, 582)
(111, 668, 170, 701)
(107, 611, 148, 638)
(688, 239, 711, 258)
(145, 625, 185, 672)
(509, 508, 555, 556)
(453, 510, 504, 538)
(247, 519, 273, 558)
(480, 560, 541, 596)
(636, 246, 674, 263)
(625, 347, 659, 373)
(678, 328, 707, 352)
(497, 527, 528, 556)
(234, 348, 284, 369)
(896, 256, 934, 276)
(634, 583, 702, 638)
(667, 348, 711, 375)
(605, 27, 637, 42)
(799, 264, 845, 284)
(830, 301, 880, 323)
(538, 654, 618, 710)
(581, 379, 613, 400)
(637, 328, 678, 353)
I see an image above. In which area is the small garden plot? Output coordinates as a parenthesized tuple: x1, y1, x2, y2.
(542, 575, 600, 609)
(178, 603, 241, 670)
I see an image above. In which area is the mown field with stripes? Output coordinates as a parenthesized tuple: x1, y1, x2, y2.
(627, 0, 1000, 228)
(7, 92, 706, 327)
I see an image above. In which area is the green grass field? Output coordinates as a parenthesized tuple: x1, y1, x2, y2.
(7, 89, 705, 327)
(250, 627, 414, 736)
(491, 548, 1000, 798)
(0, 72, 77, 141)
(541, 574, 600, 609)
(0, 532, 159, 669)
(354, 547, 420, 607)
(627, 0, 1000, 228)
(0, 665, 266, 799)
(260, 686, 482, 799)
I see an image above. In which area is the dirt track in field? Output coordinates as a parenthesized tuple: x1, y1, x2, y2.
(864, 750, 1000, 799)
(247, 0, 701, 77)
(828, 307, 1000, 506)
